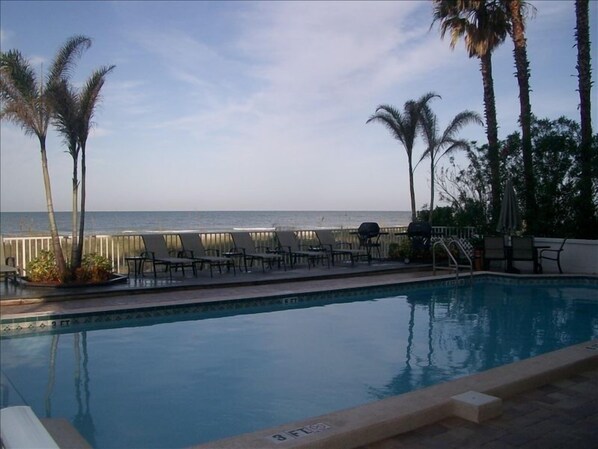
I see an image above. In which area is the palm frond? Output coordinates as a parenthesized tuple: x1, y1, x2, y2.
(48, 78, 80, 156)
(441, 110, 483, 142)
(78, 65, 115, 142)
(47, 35, 92, 83)
(0, 50, 48, 137)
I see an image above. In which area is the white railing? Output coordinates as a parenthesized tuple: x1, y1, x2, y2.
(1, 226, 477, 276)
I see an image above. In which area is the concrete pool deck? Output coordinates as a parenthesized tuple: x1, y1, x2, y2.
(1, 265, 597, 449)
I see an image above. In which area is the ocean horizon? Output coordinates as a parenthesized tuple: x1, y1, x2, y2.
(0, 210, 413, 236)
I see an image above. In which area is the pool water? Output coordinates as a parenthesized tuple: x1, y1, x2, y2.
(1, 278, 597, 448)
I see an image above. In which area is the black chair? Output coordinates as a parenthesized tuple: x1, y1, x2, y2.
(357, 222, 382, 260)
(483, 236, 506, 271)
(1, 235, 19, 284)
(538, 238, 567, 274)
(511, 236, 540, 274)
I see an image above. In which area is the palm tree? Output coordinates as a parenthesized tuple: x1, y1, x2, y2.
(432, 0, 510, 225)
(418, 106, 483, 224)
(575, 0, 596, 238)
(0, 36, 91, 279)
(367, 92, 439, 222)
(49, 78, 81, 266)
(504, 0, 537, 233)
(49, 65, 115, 272)
(73, 65, 115, 270)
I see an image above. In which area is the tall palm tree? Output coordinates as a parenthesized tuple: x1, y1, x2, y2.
(432, 0, 510, 225)
(74, 65, 115, 270)
(0, 36, 91, 279)
(49, 65, 115, 272)
(49, 78, 81, 266)
(418, 106, 483, 224)
(575, 0, 596, 238)
(504, 0, 537, 233)
(367, 92, 439, 222)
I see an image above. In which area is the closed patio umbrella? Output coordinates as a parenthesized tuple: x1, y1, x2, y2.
(496, 178, 521, 234)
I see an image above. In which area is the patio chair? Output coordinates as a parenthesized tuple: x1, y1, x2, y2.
(275, 231, 330, 269)
(511, 236, 540, 274)
(230, 232, 286, 272)
(178, 233, 235, 277)
(141, 234, 196, 279)
(314, 230, 369, 266)
(538, 238, 567, 274)
(0, 235, 19, 284)
(483, 236, 506, 271)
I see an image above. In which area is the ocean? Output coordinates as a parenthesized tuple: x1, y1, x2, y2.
(0, 211, 412, 236)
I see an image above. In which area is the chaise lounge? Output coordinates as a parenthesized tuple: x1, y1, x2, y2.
(275, 231, 329, 269)
(314, 229, 369, 266)
(231, 232, 286, 272)
(178, 233, 235, 277)
(140, 234, 196, 279)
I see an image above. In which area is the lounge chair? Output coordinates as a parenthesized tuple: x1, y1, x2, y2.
(178, 233, 235, 277)
(230, 232, 286, 272)
(483, 236, 506, 271)
(538, 238, 567, 274)
(275, 231, 329, 269)
(314, 229, 369, 266)
(0, 235, 19, 284)
(511, 236, 540, 273)
(140, 234, 196, 278)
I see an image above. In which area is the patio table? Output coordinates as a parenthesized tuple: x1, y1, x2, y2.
(125, 256, 146, 279)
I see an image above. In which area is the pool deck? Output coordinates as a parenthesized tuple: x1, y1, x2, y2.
(1, 262, 597, 449)
(359, 365, 598, 449)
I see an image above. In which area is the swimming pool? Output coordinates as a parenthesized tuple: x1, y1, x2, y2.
(1, 276, 597, 449)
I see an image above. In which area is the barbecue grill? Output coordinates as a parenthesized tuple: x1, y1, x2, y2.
(406, 221, 432, 257)
(357, 222, 382, 260)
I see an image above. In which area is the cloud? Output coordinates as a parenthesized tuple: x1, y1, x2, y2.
(0, 28, 10, 46)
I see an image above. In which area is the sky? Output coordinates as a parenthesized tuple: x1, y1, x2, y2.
(1, 1, 596, 213)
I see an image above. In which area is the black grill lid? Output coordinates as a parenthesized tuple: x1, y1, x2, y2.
(407, 221, 432, 237)
(357, 222, 381, 238)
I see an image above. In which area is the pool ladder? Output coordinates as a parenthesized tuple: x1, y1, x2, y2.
(432, 238, 473, 281)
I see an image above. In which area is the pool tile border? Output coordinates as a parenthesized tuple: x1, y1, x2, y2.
(2, 274, 596, 337)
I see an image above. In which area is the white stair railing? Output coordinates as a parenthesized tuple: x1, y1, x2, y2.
(433, 238, 473, 281)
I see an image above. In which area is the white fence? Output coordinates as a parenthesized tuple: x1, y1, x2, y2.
(1, 226, 476, 276)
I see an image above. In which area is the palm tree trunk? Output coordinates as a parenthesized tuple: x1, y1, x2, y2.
(75, 146, 87, 270)
(408, 157, 417, 222)
(429, 158, 435, 225)
(509, 0, 537, 234)
(575, 0, 596, 238)
(480, 53, 501, 225)
(71, 157, 79, 272)
(39, 136, 68, 278)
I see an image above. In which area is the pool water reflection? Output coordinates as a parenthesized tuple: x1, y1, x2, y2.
(1, 278, 597, 448)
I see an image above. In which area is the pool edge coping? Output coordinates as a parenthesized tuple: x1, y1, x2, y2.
(188, 340, 598, 449)
(2, 272, 596, 326)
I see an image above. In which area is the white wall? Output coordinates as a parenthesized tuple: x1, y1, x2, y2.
(532, 238, 598, 275)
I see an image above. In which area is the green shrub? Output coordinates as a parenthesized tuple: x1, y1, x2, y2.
(388, 243, 401, 260)
(77, 253, 113, 282)
(388, 240, 413, 262)
(27, 250, 60, 283)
